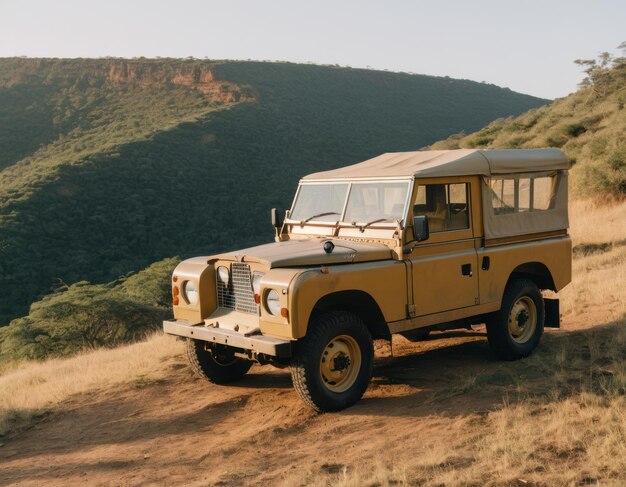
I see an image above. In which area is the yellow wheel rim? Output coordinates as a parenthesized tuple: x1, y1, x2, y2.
(319, 335, 361, 393)
(508, 296, 537, 344)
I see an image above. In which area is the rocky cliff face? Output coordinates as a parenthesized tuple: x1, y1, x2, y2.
(106, 61, 254, 103)
(0, 58, 255, 104)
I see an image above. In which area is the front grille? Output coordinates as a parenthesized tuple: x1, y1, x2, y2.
(217, 263, 259, 314)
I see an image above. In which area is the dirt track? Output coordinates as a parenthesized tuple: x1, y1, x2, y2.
(1, 324, 606, 487)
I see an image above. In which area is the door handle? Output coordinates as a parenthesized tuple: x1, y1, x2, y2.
(461, 263, 473, 277)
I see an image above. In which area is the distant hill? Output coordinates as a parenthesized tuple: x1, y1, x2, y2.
(0, 58, 547, 324)
(430, 54, 626, 196)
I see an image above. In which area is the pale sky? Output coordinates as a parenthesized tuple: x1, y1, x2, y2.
(1, 0, 624, 99)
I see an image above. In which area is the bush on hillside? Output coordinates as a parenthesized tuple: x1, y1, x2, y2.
(0, 258, 178, 364)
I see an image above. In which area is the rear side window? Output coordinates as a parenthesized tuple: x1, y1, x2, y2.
(413, 183, 469, 232)
(533, 177, 554, 210)
(490, 175, 556, 215)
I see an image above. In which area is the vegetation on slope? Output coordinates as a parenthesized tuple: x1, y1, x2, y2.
(0, 58, 547, 325)
(0, 258, 178, 365)
(430, 45, 626, 196)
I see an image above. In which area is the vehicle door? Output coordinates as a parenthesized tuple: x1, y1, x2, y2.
(407, 179, 479, 316)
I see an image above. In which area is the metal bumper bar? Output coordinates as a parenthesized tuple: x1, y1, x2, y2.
(163, 320, 292, 358)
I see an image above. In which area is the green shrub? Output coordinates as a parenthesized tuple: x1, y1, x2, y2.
(574, 160, 626, 196)
(588, 136, 609, 158)
(504, 136, 531, 148)
(563, 122, 587, 137)
(0, 258, 178, 364)
(546, 134, 568, 148)
(468, 136, 494, 147)
(607, 147, 626, 170)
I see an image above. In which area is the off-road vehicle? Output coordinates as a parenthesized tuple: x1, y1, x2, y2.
(164, 148, 572, 412)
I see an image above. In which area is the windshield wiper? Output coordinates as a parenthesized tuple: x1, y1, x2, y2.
(357, 218, 392, 232)
(300, 211, 340, 225)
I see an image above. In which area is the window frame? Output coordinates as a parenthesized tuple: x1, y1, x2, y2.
(408, 177, 475, 245)
(286, 178, 413, 229)
(490, 173, 557, 215)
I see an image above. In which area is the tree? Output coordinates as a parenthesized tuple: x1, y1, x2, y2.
(574, 42, 626, 97)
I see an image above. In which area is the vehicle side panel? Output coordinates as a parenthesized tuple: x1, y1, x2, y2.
(409, 239, 479, 315)
(289, 260, 409, 339)
(477, 236, 572, 305)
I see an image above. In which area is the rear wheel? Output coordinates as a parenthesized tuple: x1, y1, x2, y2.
(291, 311, 373, 412)
(486, 279, 545, 360)
(186, 339, 252, 384)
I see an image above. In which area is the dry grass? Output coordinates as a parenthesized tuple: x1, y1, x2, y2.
(0, 333, 183, 435)
(554, 199, 626, 325)
(0, 199, 624, 486)
(318, 198, 626, 486)
(568, 198, 626, 246)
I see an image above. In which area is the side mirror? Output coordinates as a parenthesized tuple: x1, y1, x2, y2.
(412, 215, 429, 242)
(271, 208, 282, 228)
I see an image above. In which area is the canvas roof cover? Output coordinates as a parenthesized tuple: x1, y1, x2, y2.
(303, 148, 569, 180)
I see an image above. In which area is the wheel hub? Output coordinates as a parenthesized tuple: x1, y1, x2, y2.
(332, 354, 351, 372)
(319, 335, 362, 393)
(516, 309, 529, 328)
(508, 296, 537, 344)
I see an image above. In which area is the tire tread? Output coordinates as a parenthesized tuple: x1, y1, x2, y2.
(290, 311, 373, 412)
(185, 339, 252, 384)
(486, 278, 545, 361)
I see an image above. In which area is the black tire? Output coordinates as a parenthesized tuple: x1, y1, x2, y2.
(186, 339, 252, 384)
(486, 278, 545, 361)
(291, 311, 373, 412)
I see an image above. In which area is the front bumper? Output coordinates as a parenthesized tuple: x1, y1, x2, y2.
(163, 320, 292, 358)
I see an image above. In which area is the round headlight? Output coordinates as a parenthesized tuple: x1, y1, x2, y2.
(252, 272, 264, 295)
(183, 281, 199, 306)
(265, 289, 281, 315)
(217, 266, 230, 286)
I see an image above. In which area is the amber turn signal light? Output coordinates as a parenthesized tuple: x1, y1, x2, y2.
(172, 286, 179, 296)
(254, 293, 260, 304)
(280, 308, 289, 318)
(172, 275, 178, 282)
(173, 296, 179, 305)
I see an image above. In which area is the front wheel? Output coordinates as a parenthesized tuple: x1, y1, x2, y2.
(486, 279, 545, 360)
(291, 311, 373, 412)
(186, 339, 252, 384)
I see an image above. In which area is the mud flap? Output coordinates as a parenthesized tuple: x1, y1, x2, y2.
(544, 298, 560, 328)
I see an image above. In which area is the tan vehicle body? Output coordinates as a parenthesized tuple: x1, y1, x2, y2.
(165, 149, 572, 363)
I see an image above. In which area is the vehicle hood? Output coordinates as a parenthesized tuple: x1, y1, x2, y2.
(214, 238, 394, 268)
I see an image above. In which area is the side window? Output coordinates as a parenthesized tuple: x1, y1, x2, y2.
(490, 178, 515, 214)
(519, 178, 531, 212)
(413, 183, 470, 233)
(490, 175, 557, 214)
(533, 176, 554, 210)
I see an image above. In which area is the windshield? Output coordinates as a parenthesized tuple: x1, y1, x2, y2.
(343, 182, 409, 223)
(289, 183, 349, 222)
(290, 181, 409, 224)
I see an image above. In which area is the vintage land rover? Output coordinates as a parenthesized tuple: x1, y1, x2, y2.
(164, 148, 571, 411)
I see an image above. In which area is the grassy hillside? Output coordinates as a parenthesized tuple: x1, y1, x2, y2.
(430, 52, 626, 196)
(0, 58, 547, 325)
